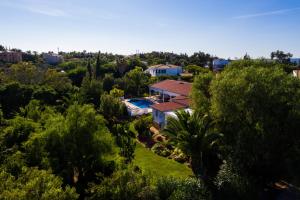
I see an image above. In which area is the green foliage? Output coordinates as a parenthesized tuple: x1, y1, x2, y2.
(58, 60, 84, 71)
(89, 167, 156, 200)
(79, 76, 103, 107)
(110, 88, 124, 98)
(0, 167, 78, 199)
(211, 65, 300, 193)
(43, 69, 72, 92)
(192, 71, 214, 113)
(102, 73, 115, 92)
(185, 65, 210, 75)
(124, 67, 150, 97)
(99, 93, 127, 122)
(67, 67, 86, 86)
(156, 177, 211, 200)
(42, 104, 116, 191)
(9, 62, 41, 84)
(112, 124, 136, 163)
(133, 144, 193, 179)
(134, 115, 152, 139)
(164, 111, 222, 178)
(1, 116, 39, 149)
(0, 82, 33, 117)
(95, 52, 102, 79)
(271, 50, 293, 63)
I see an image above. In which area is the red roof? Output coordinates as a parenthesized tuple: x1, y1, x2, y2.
(151, 102, 187, 112)
(172, 96, 191, 107)
(150, 80, 192, 96)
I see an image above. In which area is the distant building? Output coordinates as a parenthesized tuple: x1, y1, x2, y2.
(149, 80, 192, 128)
(43, 53, 63, 65)
(145, 64, 182, 77)
(0, 51, 22, 63)
(290, 58, 300, 65)
(292, 69, 300, 78)
(212, 59, 230, 71)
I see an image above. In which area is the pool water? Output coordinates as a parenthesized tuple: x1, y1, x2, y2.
(128, 99, 153, 109)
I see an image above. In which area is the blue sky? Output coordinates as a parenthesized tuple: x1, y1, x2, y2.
(1, 0, 300, 58)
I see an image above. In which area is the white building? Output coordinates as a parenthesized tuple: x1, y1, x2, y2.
(149, 80, 192, 128)
(290, 58, 300, 65)
(212, 59, 230, 71)
(145, 64, 182, 77)
(43, 53, 63, 65)
(292, 69, 300, 78)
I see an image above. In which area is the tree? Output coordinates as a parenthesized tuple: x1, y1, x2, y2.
(192, 71, 214, 114)
(0, 167, 78, 199)
(41, 104, 116, 195)
(185, 65, 210, 75)
(67, 67, 86, 86)
(0, 82, 33, 117)
(99, 93, 127, 123)
(109, 88, 124, 98)
(112, 124, 136, 163)
(43, 69, 72, 92)
(102, 73, 114, 92)
(164, 110, 222, 179)
(271, 50, 293, 63)
(79, 77, 103, 107)
(86, 59, 92, 80)
(210, 66, 300, 196)
(95, 52, 101, 79)
(124, 67, 150, 97)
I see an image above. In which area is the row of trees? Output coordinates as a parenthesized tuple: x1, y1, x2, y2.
(164, 59, 300, 199)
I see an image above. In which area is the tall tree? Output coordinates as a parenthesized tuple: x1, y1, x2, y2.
(164, 110, 222, 179)
(95, 52, 101, 79)
(87, 59, 92, 80)
(271, 50, 293, 64)
(211, 66, 300, 197)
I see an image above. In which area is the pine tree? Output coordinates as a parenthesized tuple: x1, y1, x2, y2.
(87, 59, 92, 80)
(95, 52, 101, 79)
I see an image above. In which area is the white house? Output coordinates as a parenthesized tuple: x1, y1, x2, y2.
(212, 59, 230, 71)
(43, 53, 63, 65)
(145, 64, 182, 77)
(292, 69, 300, 78)
(290, 58, 300, 65)
(149, 80, 192, 128)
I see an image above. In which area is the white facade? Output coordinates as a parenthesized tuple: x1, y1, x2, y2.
(290, 58, 300, 65)
(293, 70, 300, 78)
(145, 65, 182, 77)
(43, 53, 63, 65)
(153, 109, 166, 127)
(213, 59, 230, 70)
(152, 108, 192, 128)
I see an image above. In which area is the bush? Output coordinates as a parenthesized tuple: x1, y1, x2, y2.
(151, 143, 171, 157)
(156, 177, 211, 200)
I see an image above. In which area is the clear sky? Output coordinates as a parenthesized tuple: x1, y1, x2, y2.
(1, 0, 300, 58)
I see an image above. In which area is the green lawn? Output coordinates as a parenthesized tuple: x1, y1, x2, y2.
(133, 143, 193, 179)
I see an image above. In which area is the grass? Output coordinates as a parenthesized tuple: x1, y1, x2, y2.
(133, 143, 193, 179)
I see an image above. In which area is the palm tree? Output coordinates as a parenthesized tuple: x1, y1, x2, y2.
(164, 110, 222, 179)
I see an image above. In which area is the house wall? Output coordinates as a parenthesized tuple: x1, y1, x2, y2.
(213, 59, 230, 70)
(0, 51, 22, 63)
(147, 67, 182, 77)
(152, 109, 166, 128)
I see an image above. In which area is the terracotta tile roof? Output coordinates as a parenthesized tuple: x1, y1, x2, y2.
(150, 80, 192, 96)
(151, 102, 187, 112)
(149, 64, 181, 69)
(172, 96, 191, 107)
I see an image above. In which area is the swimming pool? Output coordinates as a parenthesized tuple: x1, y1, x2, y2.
(128, 99, 153, 109)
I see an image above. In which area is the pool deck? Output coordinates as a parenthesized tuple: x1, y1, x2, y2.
(123, 97, 157, 116)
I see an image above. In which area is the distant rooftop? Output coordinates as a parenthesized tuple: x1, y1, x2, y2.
(150, 80, 192, 96)
(151, 101, 187, 112)
(148, 64, 181, 69)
